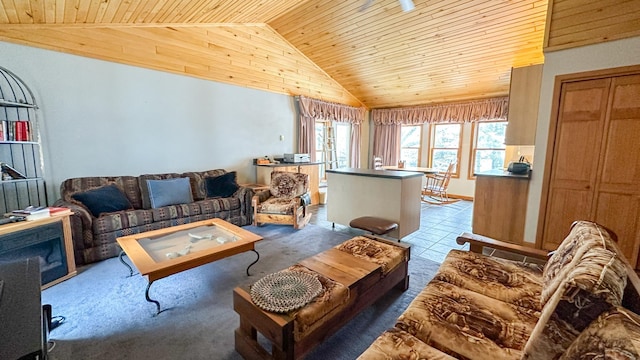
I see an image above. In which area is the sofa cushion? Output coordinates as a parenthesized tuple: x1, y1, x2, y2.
(150, 203, 202, 222)
(71, 184, 133, 217)
(286, 264, 350, 342)
(197, 197, 241, 214)
(205, 171, 239, 198)
(542, 220, 627, 306)
(146, 177, 193, 209)
(182, 169, 227, 201)
(357, 328, 456, 360)
(335, 236, 406, 275)
(255, 197, 299, 215)
(558, 307, 640, 360)
(522, 220, 630, 360)
(395, 279, 539, 360)
(92, 209, 154, 234)
(138, 173, 182, 209)
(60, 176, 142, 209)
(270, 171, 308, 198)
(434, 250, 543, 311)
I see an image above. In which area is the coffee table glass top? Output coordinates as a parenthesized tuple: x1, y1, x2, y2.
(117, 218, 263, 279)
(138, 224, 241, 263)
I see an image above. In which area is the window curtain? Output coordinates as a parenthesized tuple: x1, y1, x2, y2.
(296, 95, 366, 165)
(371, 96, 508, 125)
(370, 97, 508, 166)
(372, 123, 401, 167)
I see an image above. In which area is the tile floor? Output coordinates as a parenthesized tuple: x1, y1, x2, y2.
(308, 200, 473, 264)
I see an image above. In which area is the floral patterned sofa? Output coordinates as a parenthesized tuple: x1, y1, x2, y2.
(54, 169, 253, 265)
(358, 221, 640, 359)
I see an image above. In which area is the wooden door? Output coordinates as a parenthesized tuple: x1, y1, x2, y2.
(542, 71, 640, 268)
(592, 74, 640, 266)
(542, 78, 611, 250)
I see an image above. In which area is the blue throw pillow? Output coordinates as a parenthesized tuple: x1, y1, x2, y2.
(205, 172, 239, 198)
(146, 177, 193, 209)
(71, 184, 133, 217)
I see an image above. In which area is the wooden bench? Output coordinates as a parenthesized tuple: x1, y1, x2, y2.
(233, 236, 410, 360)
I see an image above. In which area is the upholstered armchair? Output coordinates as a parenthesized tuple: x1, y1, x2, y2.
(252, 171, 312, 229)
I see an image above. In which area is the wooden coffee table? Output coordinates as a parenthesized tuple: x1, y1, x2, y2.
(233, 237, 410, 359)
(117, 218, 262, 314)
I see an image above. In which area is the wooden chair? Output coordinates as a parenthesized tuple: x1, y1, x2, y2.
(252, 171, 311, 229)
(422, 162, 457, 205)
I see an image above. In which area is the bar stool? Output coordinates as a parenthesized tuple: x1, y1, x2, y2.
(349, 216, 399, 241)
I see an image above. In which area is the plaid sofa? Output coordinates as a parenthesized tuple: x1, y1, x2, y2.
(53, 169, 253, 266)
(358, 221, 640, 359)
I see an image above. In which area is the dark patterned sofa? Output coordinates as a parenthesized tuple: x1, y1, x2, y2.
(358, 221, 640, 359)
(53, 169, 253, 265)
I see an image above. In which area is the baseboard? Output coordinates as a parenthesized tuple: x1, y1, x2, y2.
(448, 194, 473, 201)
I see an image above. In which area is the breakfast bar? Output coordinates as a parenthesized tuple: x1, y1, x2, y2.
(325, 168, 422, 239)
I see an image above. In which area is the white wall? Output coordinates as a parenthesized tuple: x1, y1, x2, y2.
(0, 42, 296, 201)
(524, 36, 640, 243)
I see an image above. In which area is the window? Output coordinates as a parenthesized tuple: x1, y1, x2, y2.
(400, 125, 421, 167)
(430, 123, 462, 176)
(315, 121, 326, 178)
(335, 122, 351, 168)
(471, 121, 507, 176)
(315, 121, 350, 180)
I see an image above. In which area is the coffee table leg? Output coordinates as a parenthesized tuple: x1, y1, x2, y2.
(145, 280, 162, 315)
(246, 249, 260, 276)
(118, 250, 136, 277)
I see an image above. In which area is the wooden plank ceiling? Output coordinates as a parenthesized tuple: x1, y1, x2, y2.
(0, 0, 547, 109)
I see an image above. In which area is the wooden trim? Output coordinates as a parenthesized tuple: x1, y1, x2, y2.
(535, 64, 640, 249)
(535, 73, 564, 249)
(467, 121, 478, 181)
(448, 194, 474, 201)
(457, 232, 550, 260)
(542, 0, 554, 50)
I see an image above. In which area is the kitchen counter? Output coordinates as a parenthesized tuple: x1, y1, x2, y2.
(325, 168, 422, 239)
(475, 169, 531, 179)
(326, 168, 423, 179)
(473, 169, 531, 244)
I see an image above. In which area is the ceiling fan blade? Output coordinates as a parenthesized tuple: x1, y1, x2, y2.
(399, 0, 415, 11)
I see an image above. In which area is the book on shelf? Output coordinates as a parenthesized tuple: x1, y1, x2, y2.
(7, 206, 50, 221)
(14, 121, 30, 141)
(1, 120, 32, 142)
(47, 206, 72, 216)
(0, 121, 7, 141)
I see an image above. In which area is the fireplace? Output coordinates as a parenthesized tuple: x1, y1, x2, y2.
(0, 221, 69, 286)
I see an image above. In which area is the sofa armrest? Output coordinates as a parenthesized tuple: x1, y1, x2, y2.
(52, 199, 94, 226)
(52, 199, 96, 266)
(456, 232, 551, 261)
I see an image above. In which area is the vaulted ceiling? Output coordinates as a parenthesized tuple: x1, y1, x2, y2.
(0, 0, 547, 109)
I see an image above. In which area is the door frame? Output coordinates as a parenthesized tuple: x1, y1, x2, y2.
(535, 64, 640, 249)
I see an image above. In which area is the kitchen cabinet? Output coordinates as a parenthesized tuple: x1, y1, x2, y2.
(473, 170, 531, 244)
(505, 64, 543, 145)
